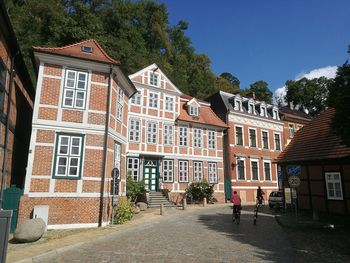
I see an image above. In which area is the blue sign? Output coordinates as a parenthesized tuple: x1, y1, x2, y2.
(277, 169, 283, 180)
(287, 165, 301, 176)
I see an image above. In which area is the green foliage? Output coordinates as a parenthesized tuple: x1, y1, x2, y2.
(126, 175, 144, 202)
(215, 72, 240, 94)
(186, 180, 215, 203)
(285, 77, 331, 116)
(328, 61, 350, 146)
(114, 197, 133, 224)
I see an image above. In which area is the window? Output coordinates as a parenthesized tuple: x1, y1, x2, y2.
(193, 161, 203, 181)
(148, 92, 158, 108)
(179, 126, 188, 147)
(237, 159, 245, 180)
(274, 133, 281, 151)
(251, 160, 259, 181)
(116, 88, 124, 121)
(178, 160, 189, 182)
(129, 119, 140, 142)
(249, 129, 257, 147)
(114, 142, 121, 170)
(260, 106, 267, 117)
(248, 103, 254, 114)
(163, 124, 174, 145)
(63, 69, 88, 109)
(81, 46, 93, 53)
(208, 162, 217, 183)
(149, 72, 158, 86)
(325, 172, 343, 200)
(235, 126, 243, 146)
(207, 130, 216, 150)
(147, 122, 158, 144)
(54, 134, 84, 178)
(262, 131, 269, 149)
(193, 128, 202, 148)
(163, 160, 173, 182)
(127, 158, 139, 181)
(0, 60, 6, 113)
(264, 161, 271, 181)
(235, 99, 242, 111)
(189, 105, 199, 117)
(165, 96, 174, 111)
(131, 91, 142, 105)
(273, 109, 279, 120)
(289, 124, 295, 138)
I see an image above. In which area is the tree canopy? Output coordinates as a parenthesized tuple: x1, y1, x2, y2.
(240, 80, 273, 103)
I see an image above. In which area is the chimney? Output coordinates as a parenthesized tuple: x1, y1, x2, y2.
(289, 101, 294, 110)
(252, 92, 256, 100)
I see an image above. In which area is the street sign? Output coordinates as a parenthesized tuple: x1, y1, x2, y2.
(288, 175, 301, 188)
(287, 165, 301, 176)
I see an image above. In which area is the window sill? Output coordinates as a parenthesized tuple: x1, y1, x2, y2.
(53, 176, 80, 180)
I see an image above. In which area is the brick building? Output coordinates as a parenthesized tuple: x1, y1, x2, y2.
(277, 108, 350, 215)
(18, 39, 137, 229)
(207, 91, 284, 203)
(0, 1, 35, 230)
(127, 65, 228, 203)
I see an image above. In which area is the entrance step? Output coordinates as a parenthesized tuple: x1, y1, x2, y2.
(148, 191, 174, 208)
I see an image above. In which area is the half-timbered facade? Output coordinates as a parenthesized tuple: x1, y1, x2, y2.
(127, 65, 227, 203)
(18, 39, 136, 229)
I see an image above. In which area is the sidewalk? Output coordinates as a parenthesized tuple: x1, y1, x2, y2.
(7, 204, 226, 263)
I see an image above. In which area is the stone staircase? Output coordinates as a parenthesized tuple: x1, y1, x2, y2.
(148, 191, 174, 208)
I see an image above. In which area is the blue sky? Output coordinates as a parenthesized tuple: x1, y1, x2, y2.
(157, 0, 350, 93)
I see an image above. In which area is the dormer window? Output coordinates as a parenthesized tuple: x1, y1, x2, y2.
(81, 46, 93, 53)
(189, 105, 199, 117)
(248, 103, 255, 114)
(273, 109, 279, 120)
(149, 72, 158, 86)
(234, 98, 243, 111)
(260, 105, 267, 117)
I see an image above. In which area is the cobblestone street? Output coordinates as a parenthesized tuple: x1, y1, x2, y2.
(33, 205, 294, 263)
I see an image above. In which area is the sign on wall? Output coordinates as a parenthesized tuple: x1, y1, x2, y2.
(288, 175, 301, 188)
(287, 165, 301, 176)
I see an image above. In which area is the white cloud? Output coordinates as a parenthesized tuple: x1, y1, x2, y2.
(273, 66, 338, 105)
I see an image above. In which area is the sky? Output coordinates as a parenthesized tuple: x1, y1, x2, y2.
(157, 0, 350, 96)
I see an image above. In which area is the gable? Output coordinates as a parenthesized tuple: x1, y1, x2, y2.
(129, 64, 182, 94)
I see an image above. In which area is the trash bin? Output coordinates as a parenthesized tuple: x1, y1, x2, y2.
(0, 210, 12, 263)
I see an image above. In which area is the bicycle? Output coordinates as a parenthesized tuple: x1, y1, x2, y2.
(253, 197, 263, 225)
(232, 205, 241, 224)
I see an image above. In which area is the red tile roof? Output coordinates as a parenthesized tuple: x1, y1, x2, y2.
(177, 98, 228, 128)
(277, 108, 350, 163)
(33, 39, 119, 65)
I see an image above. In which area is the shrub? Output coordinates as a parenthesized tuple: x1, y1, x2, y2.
(186, 180, 215, 203)
(114, 197, 134, 224)
(126, 175, 145, 202)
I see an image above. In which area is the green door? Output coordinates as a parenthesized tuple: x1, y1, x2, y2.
(143, 159, 159, 191)
(2, 185, 23, 232)
(225, 179, 231, 201)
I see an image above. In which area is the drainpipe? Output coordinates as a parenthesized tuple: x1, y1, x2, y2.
(98, 66, 112, 227)
(0, 53, 16, 209)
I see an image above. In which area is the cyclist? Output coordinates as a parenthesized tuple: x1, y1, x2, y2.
(230, 191, 242, 220)
(257, 186, 264, 205)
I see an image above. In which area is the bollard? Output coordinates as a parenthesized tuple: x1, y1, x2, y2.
(160, 203, 164, 215)
(203, 197, 207, 207)
(182, 198, 187, 210)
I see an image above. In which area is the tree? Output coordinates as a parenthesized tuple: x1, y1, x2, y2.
(219, 72, 240, 87)
(285, 77, 331, 115)
(328, 60, 350, 146)
(215, 76, 239, 94)
(241, 80, 272, 103)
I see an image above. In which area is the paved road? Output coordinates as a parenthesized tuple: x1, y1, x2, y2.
(34, 206, 295, 263)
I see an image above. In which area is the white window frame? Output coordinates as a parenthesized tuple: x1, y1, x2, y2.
(163, 124, 174, 146)
(131, 91, 142, 105)
(127, 157, 139, 181)
(248, 102, 255, 114)
(148, 92, 159, 108)
(189, 105, 199, 117)
(250, 159, 259, 181)
(273, 109, 279, 120)
(262, 130, 269, 149)
(260, 105, 267, 117)
(207, 130, 216, 150)
(263, 160, 271, 181)
(116, 87, 124, 121)
(63, 69, 88, 109)
(274, 132, 281, 151)
(249, 128, 257, 148)
(193, 161, 203, 181)
(147, 122, 158, 144)
(54, 134, 84, 178)
(325, 172, 343, 200)
(289, 124, 295, 138)
(165, 96, 174, 112)
(163, 159, 174, 182)
(193, 128, 202, 148)
(234, 99, 243, 111)
(114, 142, 121, 170)
(208, 162, 218, 183)
(235, 125, 244, 146)
(129, 119, 140, 142)
(149, 71, 159, 87)
(179, 126, 188, 147)
(178, 160, 189, 182)
(237, 158, 246, 180)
